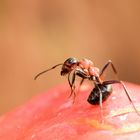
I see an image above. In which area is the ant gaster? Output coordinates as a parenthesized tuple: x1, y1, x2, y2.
(34, 57, 140, 116)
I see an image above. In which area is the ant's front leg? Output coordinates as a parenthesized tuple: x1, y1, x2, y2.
(68, 71, 76, 99)
(68, 73, 72, 91)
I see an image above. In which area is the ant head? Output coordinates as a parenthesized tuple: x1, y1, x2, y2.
(61, 57, 78, 75)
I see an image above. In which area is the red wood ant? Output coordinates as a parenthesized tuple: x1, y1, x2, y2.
(34, 57, 140, 116)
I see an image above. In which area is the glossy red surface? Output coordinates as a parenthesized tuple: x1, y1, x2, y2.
(0, 82, 140, 140)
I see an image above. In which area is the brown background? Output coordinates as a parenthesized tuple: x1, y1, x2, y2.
(0, 0, 140, 114)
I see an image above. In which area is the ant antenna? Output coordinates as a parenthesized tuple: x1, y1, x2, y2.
(34, 63, 63, 80)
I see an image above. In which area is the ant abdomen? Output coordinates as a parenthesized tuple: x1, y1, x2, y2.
(87, 84, 112, 105)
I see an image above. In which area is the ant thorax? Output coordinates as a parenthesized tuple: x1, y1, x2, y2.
(78, 58, 100, 77)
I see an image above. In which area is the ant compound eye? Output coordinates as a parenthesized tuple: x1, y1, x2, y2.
(64, 57, 77, 65)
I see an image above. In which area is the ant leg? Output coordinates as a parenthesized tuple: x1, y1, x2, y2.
(103, 80, 120, 85)
(68, 71, 76, 100)
(79, 78, 85, 88)
(75, 70, 90, 93)
(103, 80, 140, 116)
(68, 70, 89, 99)
(67, 73, 73, 97)
(79, 78, 85, 87)
(34, 63, 63, 80)
(97, 85, 103, 110)
(76, 78, 85, 95)
(95, 83, 104, 122)
(69, 69, 90, 101)
(68, 73, 72, 88)
(100, 60, 118, 79)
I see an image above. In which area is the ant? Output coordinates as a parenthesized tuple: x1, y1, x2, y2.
(34, 57, 140, 116)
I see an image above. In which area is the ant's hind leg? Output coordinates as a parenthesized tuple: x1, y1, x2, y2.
(100, 60, 118, 79)
(103, 80, 140, 116)
(95, 83, 104, 123)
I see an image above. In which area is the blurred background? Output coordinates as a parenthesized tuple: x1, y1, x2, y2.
(0, 0, 140, 114)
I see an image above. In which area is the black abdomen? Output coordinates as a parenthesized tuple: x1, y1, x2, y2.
(87, 84, 112, 105)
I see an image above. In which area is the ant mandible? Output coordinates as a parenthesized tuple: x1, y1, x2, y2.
(34, 57, 140, 116)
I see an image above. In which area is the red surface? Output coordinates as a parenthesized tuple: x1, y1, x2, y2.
(0, 82, 140, 140)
